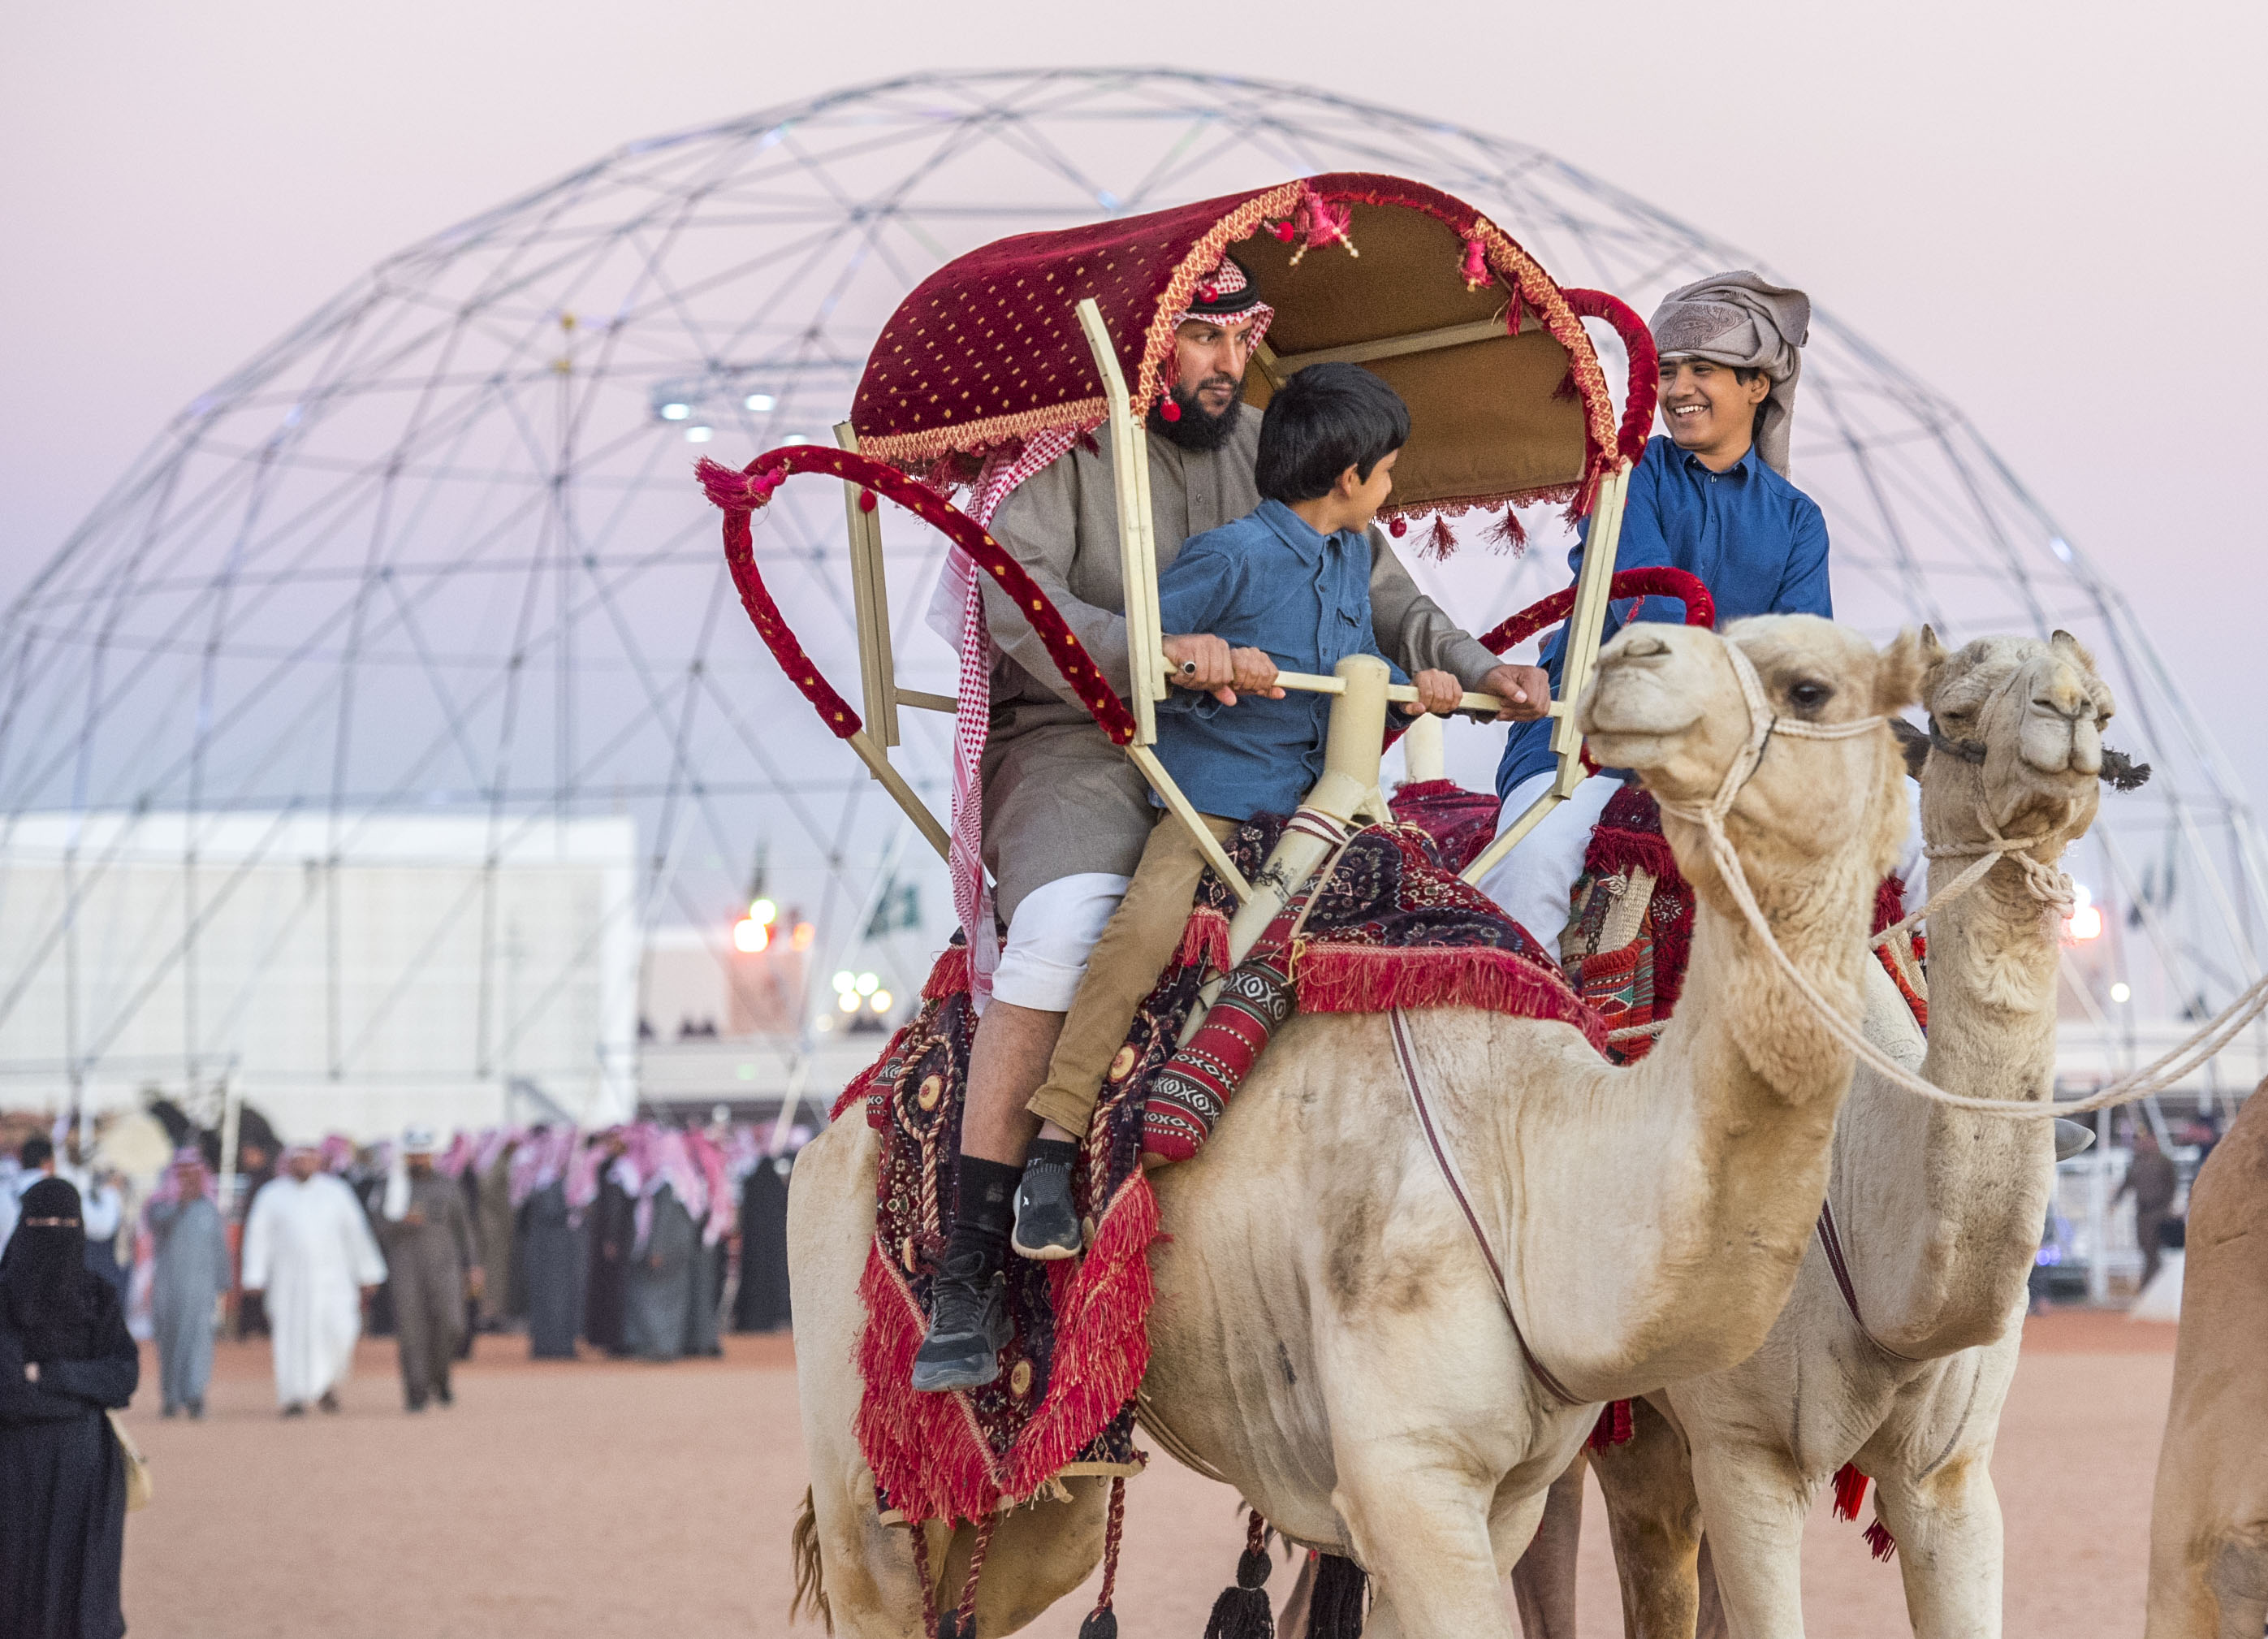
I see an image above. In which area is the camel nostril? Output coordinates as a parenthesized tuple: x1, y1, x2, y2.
(1619, 635, 1670, 660)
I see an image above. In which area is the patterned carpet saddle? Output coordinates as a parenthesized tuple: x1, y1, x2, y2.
(837, 811, 1599, 1528)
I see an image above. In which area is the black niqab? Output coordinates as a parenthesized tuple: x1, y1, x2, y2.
(2, 1178, 97, 1360)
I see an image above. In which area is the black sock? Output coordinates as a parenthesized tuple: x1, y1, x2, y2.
(946, 1156, 1021, 1274)
(1026, 1137, 1079, 1172)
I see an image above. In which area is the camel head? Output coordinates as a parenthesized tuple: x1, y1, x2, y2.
(1579, 614, 1924, 902)
(1910, 627, 2119, 851)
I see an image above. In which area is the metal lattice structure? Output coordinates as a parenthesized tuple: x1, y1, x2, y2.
(4, 67, 2261, 1133)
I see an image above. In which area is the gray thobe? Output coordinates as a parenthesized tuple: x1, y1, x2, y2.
(980, 413, 1501, 920)
(622, 1187, 695, 1363)
(378, 1174, 477, 1405)
(147, 1196, 230, 1412)
(521, 1182, 585, 1360)
(475, 1152, 518, 1328)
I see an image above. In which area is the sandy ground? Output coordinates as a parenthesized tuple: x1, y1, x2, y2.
(117, 1308, 2175, 1637)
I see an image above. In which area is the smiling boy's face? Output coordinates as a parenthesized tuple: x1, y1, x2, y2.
(1658, 357, 1769, 461)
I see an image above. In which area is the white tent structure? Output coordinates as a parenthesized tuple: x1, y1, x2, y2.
(3, 68, 2260, 1146)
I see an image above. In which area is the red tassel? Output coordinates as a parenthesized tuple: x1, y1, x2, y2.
(1864, 1517, 1898, 1562)
(1458, 235, 1491, 290)
(858, 489, 878, 513)
(1387, 516, 1407, 538)
(1586, 1399, 1635, 1451)
(1831, 1462, 1868, 1522)
(1481, 507, 1527, 555)
(1160, 399, 1182, 422)
(1423, 515, 1456, 560)
(1270, 220, 1295, 242)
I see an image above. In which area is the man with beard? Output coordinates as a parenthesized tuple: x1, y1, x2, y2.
(913, 256, 1549, 1392)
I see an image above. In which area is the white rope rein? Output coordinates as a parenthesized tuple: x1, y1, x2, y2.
(1656, 644, 2268, 1119)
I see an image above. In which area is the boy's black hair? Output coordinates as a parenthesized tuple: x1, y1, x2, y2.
(1254, 362, 1410, 504)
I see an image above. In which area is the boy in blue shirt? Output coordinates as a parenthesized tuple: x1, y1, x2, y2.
(1479, 271, 1829, 955)
(1017, 361, 1461, 1187)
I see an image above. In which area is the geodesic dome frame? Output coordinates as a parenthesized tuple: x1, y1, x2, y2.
(3, 67, 2261, 1129)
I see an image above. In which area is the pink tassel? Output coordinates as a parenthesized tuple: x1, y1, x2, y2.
(858, 489, 878, 513)
(1864, 1518, 1897, 1562)
(1160, 399, 1181, 422)
(1268, 220, 1295, 243)
(1459, 236, 1491, 291)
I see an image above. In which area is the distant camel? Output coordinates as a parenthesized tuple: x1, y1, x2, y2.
(2145, 1079, 2268, 1637)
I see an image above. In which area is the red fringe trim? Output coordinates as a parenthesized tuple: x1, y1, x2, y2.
(1872, 876, 1907, 938)
(1291, 944, 1609, 1054)
(852, 1172, 1164, 1527)
(1587, 1399, 1635, 1451)
(1831, 1462, 1868, 1521)
(1000, 1173, 1161, 1502)
(1583, 821, 1678, 887)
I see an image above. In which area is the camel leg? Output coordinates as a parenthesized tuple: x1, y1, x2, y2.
(1334, 1446, 1527, 1638)
(1508, 1455, 1586, 1639)
(1685, 1442, 1812, 1639)
(1871, 1454, 2003, 1639)
(1589, 1398, 1710, 1639)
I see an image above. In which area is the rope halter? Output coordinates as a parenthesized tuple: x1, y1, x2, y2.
(1648, 635, 2268, 1119)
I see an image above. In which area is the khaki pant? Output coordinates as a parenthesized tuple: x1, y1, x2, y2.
(1026, 810, 1239, 1137)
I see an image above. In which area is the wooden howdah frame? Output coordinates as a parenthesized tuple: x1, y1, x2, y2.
(724, 175, 1656, 980)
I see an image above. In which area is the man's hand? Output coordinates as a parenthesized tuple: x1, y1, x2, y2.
(1476, 664, 1552, 722)
(467, 1267, 486, 1298)
(1163, 635, 1281, 705)
(1402, 669, 1464, 716)
(23, 1360, 38, 1384)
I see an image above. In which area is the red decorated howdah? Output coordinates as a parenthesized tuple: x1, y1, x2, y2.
(849, 172, 1649, 525)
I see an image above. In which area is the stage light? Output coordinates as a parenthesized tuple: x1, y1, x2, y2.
(837, 992, 859, 1013)
(2063, 883, 2103, 942)
(790, 921, 814, 950)
(855, 971, 879, 996)
(749, 897, 778, 926)
(744, 393, 775, 412)
(869, 989, 892, 1013)
(685, 425, 714, 443)
(659, 402, 691, 421)
(731, 917, 769, 953)
(832, 971, 856, 994)
(2110, 981, 2132, 1003)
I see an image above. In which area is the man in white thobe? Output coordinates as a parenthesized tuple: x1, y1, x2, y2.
(241, 1145, 387, 1415)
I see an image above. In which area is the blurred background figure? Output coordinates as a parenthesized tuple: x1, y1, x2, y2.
(242, 1145, 387, 1416)
(0, 1178, 138, 1639)
(377, 1131, 479, 1412)
(0, 1135, 58, 1252)
(2116, 1127, 2181, 1291)
(145, 1149, 231, 1419)
(472, 1130, 521, 1335)
(58, 1131, 127, 1301)
(514, 1128, 585, 1360)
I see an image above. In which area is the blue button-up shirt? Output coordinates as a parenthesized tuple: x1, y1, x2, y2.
(1154, 499, 1408, 820)
(1496, 435, 1832, 798)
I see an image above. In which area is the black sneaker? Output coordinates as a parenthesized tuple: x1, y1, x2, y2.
(1011, 1154, 1083, 1261)
(910, 1251, 1011, 1393)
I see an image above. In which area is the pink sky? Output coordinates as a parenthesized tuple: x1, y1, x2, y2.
(3, 0, 2262, 806)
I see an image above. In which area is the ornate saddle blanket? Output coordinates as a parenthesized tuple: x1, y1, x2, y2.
(838, 815, 1599, 1528)
(1557, 784, 1927, 1060)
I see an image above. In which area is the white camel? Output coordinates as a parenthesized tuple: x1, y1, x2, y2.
(788, 613, 1922, 1637)
(1566, 628, 2116, 1639)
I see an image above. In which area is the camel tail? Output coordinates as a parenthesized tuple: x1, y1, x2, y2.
(790, 1485, 833, 1632)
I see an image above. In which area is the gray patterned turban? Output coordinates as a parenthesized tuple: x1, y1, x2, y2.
(1649, 271, 1812, 477)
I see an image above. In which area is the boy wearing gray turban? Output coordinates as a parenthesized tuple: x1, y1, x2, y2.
(1480, 270, 1832, 955)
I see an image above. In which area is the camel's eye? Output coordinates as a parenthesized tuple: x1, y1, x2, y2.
(1787, 679, 1833, 712)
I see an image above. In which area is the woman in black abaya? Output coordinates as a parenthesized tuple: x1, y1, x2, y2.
(0, 1178, 139, 1639)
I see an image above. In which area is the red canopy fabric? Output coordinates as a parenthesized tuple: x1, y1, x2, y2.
(849, 173, 1629, 517)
